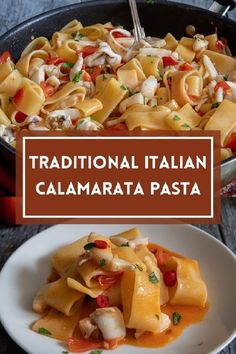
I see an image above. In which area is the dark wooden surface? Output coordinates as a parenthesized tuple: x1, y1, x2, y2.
(0, 1, 236, 353)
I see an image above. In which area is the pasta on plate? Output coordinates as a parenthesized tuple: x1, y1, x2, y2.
(0, 20, 236, 158)
(32, 227, 208, 352)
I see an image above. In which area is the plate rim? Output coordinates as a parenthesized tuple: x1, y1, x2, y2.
(0, 223, 236, 354)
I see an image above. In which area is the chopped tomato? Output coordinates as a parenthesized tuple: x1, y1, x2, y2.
(107, 123, 128, 131)
(78, 45, 98, 58)
(46, 56, 64, 65)
(179, 62, 193, 71)
(67, 338, 102, 353)
(13, 88, 24, 106)
(82, 71, 92, 82)
(214, 81, 230, 93)
(15, 111, 27, 123)
(97, 273, 123, 290)
(154, 247, 171, 269)
(40, 82, 55, 97)
(226, 132, 236, 153)
(90, 65, 102, 81)
(162, 56, 178, 66)
(112, 31, 130, 38)
(0, 50, 12, 64)
(215, 39, 224, 52)
(96, 294, 109, 308)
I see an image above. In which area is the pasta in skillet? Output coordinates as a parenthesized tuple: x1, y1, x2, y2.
(32, 228, 208, 352)
(0, 21, 236, 159)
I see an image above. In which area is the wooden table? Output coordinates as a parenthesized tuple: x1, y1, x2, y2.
(0, 1, 236, 353)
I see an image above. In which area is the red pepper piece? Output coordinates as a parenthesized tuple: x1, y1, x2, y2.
(94, 240, 108, 249)
(162, 56, 178, 66)
(163, 270, 177, 287)
(214, 81, 230, 93)
(96, 294, 109, 308)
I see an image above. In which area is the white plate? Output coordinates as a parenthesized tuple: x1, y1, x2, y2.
(0, 224, 236, 354)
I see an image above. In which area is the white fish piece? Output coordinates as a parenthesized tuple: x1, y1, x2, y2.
(129, 236, 149, 248)
(49, 108, 80, 121)
(139, 47, 171, 57)
(76, 117, 103, 131)
(202, 55, 218, 79)
(110, 256, 135, 272)
(159, 313, 171, 332)
(215, 86, 224, 102)
(193, 38, 208, 52)
(79, 317, 98, 339)
(110, 236, 130, 247)
(30, 64, 60, 84)
(99, 41, 122, 66)
(69, 53, 83, 81)
(141, 75, 158, 99)
(90, 307, 126, 341)
(46, 75, 60, 89)
(119, 93, 144, 114)
(116, 37, 135, 48)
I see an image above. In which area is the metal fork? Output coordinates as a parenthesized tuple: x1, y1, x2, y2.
(128, 0, 146, 43)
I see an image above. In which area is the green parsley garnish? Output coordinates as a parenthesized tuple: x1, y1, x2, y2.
(121, 242, 129, 247)
(84, 242, 95, 251)
(74, 32, 85, 41)
(73, 71, 83, 83)
(102, 73, 108, 81)
(181, 123, 191, 129)
(155, 314, 160, 320)
(172, 115, 181, 121)
(90, 351, 103, 354)
(120, 84, 127, 90)
(62, 351, 69, 354)
(62, 62, 74, 68)
(38, 327, 52, 336)
(135, 264, 143, 271)
(172, 312, 181, 325)
(149, 272, 159, 284)
(99, 259, 106, 267)
(211, 102, 220, 109)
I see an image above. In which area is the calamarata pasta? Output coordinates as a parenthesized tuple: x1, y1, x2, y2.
(32, 228, 208, 352)
(0, 20, 236, 158)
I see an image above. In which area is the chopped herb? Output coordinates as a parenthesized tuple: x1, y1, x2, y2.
(84, 242, 95, 251)
(99, 259, 106, 267)
(211, 102, 220, 109)
(155, 314, 160, 320)
(38, 327, 52, 335)
(62, 352, 69, 354)
(102, 73, 108, 81)
(149, 272, 159, 284)
(73, 71, 83, 83)
(121, 242, 129, 247)
(181, 123, 191, 129)
(62, 62, 74, 68)
(120, 84, 127, 90)
(173, 312, 181, 325)
(223, 75, 228, 81)
(74, 32, 85, 41)
(143, 96, 146, 105)
(152, 104, 157, 108)
(90, 351, 103, 354)
(127, 88, 133, 97)
(135, 264, 143, 271)
(172, 115, 181, 121)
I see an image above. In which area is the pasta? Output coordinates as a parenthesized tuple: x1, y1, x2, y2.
(32, 227, 208, 352)
(0, 22, 236, 156)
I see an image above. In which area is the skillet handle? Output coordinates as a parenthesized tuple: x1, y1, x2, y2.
(209, 0, 236, 16)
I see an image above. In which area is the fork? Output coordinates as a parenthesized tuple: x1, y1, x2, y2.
(128, 0, 146, 43)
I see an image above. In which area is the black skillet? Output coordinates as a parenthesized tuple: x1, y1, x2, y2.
(0, 0, 236, 185)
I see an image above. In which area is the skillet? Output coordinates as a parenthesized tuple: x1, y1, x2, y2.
(0, 0, 236, 185)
